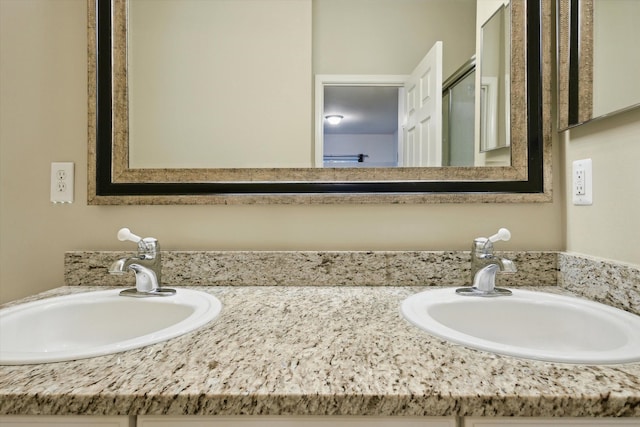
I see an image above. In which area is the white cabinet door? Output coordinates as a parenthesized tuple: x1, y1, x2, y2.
(0, 416, 132, 427)
(138, 416, 456, 427)
(463, 417, 640, 426)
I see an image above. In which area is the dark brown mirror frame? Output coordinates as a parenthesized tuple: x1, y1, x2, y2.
(88, 0, 552, 205)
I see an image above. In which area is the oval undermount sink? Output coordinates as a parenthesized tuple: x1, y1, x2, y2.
(401, 288, 640, 364)
(0, 288, 222, 365)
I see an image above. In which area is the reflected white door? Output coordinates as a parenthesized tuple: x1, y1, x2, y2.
(402, 41, 443, 167)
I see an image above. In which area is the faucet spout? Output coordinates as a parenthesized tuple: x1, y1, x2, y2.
(108, 257, 138, 275)
(124, 263, 158, 292)
(471, 260, 515, 292)
(498, 257, 517, 273)
(109, 256, 162, 293)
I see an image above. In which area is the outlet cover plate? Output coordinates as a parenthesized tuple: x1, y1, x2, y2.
(572, 158, 592, 205)
(50, 162, 74, 204)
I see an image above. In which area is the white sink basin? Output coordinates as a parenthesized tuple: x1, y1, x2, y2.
(0, 288, 222, 365)
(401, 288, 640, 364)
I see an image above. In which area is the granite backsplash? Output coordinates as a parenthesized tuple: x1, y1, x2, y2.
(64, 250, 639, 315)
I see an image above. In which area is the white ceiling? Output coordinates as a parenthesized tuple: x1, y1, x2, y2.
(323, 86, 400, 135)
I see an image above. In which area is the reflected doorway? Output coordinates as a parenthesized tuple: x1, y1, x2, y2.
(315, 42, 444, 168)
(315, 75, 409, 168)
(322, 85, 402, 168)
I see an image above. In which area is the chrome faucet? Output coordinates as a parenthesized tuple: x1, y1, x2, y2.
(456, 228, 517, 297)
(109, 228, 176, 297)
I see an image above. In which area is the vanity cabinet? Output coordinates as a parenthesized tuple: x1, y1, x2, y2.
(0, 416, 132, 426)
(137, 417, 640, 427)
(1, 416, 638, 426)
(136, 417, 456, 427)
(463, 418, 640, 426)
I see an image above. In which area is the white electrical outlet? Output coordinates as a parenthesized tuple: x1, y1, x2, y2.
(50, 162, 74, 204)
(572, 158, 592, 205)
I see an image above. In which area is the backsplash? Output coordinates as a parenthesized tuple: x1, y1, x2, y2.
(63, 251, 640, 314)
(558, 252, 640, 316)
(65, 251, 557, 287)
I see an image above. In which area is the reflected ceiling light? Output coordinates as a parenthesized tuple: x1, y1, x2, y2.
(325, 115, 344, 125)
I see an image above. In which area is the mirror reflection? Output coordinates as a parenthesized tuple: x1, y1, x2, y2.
(126, 0, 513, 169)
(442, 58, 476, 166)
(558, 0, 640, 129)
(479, 4, 510, 155)
(590, 0, 640, 118)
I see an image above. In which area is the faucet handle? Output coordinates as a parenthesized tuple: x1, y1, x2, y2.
(474, 228, 511, 254)
(487, 228, 511, 244)
(117, 227, 142, 243)
(116, 227, 157, 253)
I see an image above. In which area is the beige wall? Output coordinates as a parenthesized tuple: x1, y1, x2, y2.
(128, 0, 313, 169)
(592, 0, 640, 118)
(313, 0, 476, 79)
(562, 107, 640, 265)
(1, 0, 565, 304)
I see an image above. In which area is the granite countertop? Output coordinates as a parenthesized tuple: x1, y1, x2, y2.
(1, 285, 639, 418)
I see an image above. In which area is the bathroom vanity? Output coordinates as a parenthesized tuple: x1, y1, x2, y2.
(0, 416, 637, 426)
(1, 252, 639, 426)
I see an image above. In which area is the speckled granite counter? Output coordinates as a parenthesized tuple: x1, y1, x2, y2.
(1, 285, 639, 417)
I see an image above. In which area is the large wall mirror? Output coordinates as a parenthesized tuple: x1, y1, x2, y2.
(88, 0, 552, 204)
(557, 0, 640, 130)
